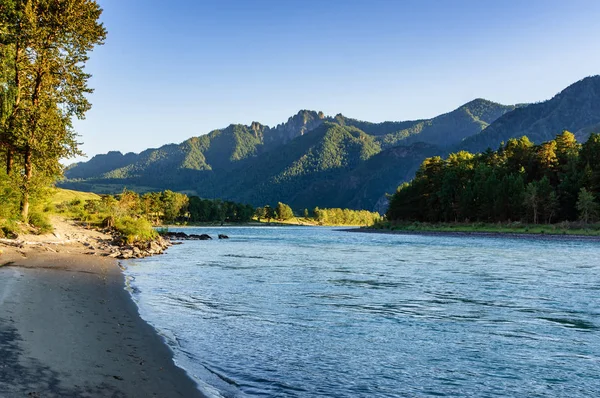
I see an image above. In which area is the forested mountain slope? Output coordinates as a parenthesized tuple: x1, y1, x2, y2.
(461, 75, 600, 152)
(287, 142, 440, 213)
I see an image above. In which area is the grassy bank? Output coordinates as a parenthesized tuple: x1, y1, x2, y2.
(178, 217, 374, 227)
(370, 221, 600, 236)
(47, 188, 158, 244)
(253, 217, 371, 227)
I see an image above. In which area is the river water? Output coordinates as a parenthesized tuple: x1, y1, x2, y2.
(123, 226, 600, 397)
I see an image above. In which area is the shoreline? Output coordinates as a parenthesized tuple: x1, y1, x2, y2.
(0, 250, 206, 397)
(343, 227, 600, 241)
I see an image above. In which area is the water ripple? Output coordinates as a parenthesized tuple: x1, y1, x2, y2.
(125, 226, 600, 398)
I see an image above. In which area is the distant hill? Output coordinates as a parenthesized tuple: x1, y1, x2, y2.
(66, 112, 324, 181)
(212, 122, 382, 207)
(461, 75, 600, 152)
(287, 142, 440, 213)
(62, 76, 600, 212)
(65, 151, 139, 179)
(340, 98, 517, 149)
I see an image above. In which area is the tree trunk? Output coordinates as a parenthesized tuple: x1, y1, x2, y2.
(20, 67, 44, 221)
(7, 44, 22, 176)
(20, 145, 32, 221)
(6, 149, 13, 174)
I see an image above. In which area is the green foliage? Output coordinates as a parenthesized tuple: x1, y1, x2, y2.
(114, 216, 157, 244)
(254, 206, 266, 221)
(275, 202, 294, 220)
(388, 132, 600, 225)
(265, 205, 276, 221)
(187, 196, 254, 223)
(0, 0, 106, 220)
(576, 188, 598, 223)
(50, 188, 252, 226)
(159, 190, 189, 223)
(50, 188, 101, 205)
(313, 207, 381, 226)
(375, 221, 600, 236)
(0, 172, 20, 221)
(0, 218, 19, 239)
(29, 211, 53, 234)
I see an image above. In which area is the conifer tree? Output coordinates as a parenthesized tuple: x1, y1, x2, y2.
(576, 188, 598, 223)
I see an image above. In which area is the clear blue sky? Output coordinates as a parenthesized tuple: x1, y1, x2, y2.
(73, 0, 600, 161)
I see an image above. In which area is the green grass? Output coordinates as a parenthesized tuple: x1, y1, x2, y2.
(49, 188, 106, 224)
(50, 188, 101, 205)
(51, 189, 158, 243)
(371, 221, 600, 236)
(29, 212, 54, 234)
(59, 183, 158, 195)
(0, 219, 19, 239)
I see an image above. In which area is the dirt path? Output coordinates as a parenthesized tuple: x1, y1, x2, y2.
(0, 216, 116, 261)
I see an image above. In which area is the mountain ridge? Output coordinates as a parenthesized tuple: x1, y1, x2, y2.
(62, 76, 600, 212)
(461, 75, 600, 152)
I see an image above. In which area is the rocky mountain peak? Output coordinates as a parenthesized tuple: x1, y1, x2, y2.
(264, 109, 329, 146)
(250, 121, 265, 138)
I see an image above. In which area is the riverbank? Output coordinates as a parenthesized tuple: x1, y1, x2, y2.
(167, 218, 369, 228)
(0, 223, 205, 397)
(345, 226, 600, 241)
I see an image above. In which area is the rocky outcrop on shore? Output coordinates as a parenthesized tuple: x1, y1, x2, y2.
(107, 236, 173, 259)
(0, 231, 174, 260)
(162, 231, 213, 240)
(109, 231, 224, 259)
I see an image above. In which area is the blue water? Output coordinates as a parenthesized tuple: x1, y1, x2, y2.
(124, 227, 600, 397)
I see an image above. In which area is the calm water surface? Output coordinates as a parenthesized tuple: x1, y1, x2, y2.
(124, 227, 600, 397)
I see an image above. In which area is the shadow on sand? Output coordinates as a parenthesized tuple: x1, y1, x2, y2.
(0, 317, 125, 398)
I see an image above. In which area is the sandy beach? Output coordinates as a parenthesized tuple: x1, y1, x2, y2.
(0, 225, 205, 397)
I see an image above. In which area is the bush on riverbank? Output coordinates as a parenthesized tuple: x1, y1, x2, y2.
(114, 217, 158, 244)
(29, 212, 54, 234)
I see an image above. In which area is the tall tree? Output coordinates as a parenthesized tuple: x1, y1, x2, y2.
(387, 133, 600, 225)
(576, 188, 598, 223)
(0, 0, 106, 220)
(275, 202, 294, 220)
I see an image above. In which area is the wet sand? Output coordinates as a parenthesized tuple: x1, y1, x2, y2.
(0, 251, 205, 398)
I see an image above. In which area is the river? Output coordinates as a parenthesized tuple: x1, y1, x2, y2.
(124, 226, 600, 397)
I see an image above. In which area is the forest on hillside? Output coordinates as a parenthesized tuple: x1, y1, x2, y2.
(387, 132, 600, 224)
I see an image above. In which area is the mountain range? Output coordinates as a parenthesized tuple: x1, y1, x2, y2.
(62, 76, 600, 213)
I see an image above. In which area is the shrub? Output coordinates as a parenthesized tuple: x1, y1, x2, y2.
(102, 216, 116, 228)
(156, 226, 169, 235)
(115, 216, 158, 244)
(29, 212, 53, 234)
(0, 219, 20, 239)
